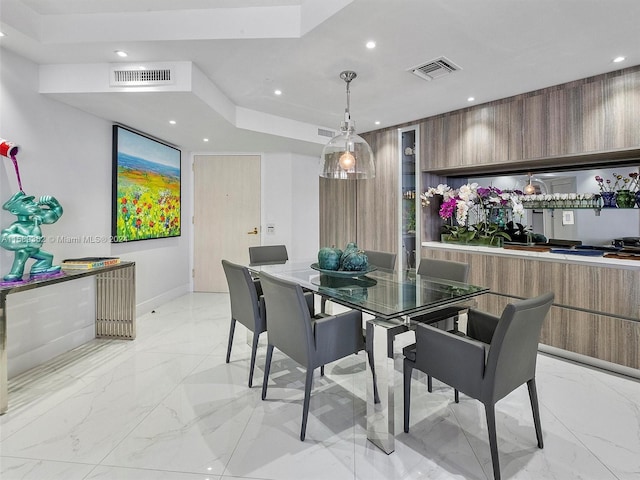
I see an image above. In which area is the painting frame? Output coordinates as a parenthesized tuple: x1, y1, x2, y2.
(111, 125, 181, 242)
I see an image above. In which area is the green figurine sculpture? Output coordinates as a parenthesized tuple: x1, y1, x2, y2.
(0, 191, 64, 281)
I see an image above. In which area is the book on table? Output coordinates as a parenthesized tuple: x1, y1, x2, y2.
(60, 257, 121, 269)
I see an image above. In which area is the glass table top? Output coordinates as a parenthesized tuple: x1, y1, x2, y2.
(256, 261, 489, 319)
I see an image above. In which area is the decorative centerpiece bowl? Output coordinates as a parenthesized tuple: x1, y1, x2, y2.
(315, 242, 373, 276)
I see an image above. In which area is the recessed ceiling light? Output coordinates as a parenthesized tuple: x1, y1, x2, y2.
(203, 138, 209, 142)
(613, 56, 626, 63)
(467, 96, 475, 102)
(274, 89, 282, 96)
(366, 40, 376, 49)
(0, 32, 6, 37)
(115, 50, 128, 58)
(375, 121, 381, 125)
(169, 120, 176, 125)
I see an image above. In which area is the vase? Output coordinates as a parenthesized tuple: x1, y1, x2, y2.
(600, 191, 617, 208)
(441, 233, 464, 244)
(616, 189, 635, 208)
(440, 233, 503, 247)
(475, 236, 504, 247)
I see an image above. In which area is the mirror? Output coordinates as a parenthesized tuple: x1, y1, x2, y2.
(470, 166, 640, 246)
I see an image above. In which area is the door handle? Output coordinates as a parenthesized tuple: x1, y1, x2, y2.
(247, 227, 258, 235)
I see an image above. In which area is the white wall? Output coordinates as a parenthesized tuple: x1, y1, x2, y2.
(1, 48, 191, 376)
(261, 152, 319, 261)
(1, 48, 321, 377)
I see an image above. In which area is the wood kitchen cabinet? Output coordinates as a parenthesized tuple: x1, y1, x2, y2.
(421, 243, 640, 370)
(415, 64, 640, 173)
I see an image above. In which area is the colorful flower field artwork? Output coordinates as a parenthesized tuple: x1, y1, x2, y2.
(112, 126, 181, 242)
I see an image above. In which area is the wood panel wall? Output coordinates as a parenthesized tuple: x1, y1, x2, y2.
(319, 177, 356, 249)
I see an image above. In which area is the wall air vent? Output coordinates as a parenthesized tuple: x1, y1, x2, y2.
(409, 57, 461, 81)
(317, 128, 336, 138)
(110, 65, 175, 87)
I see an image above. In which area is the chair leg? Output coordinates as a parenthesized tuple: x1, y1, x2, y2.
(248, 331, 259, 388)
(454, 389, 459, 403)
(320, 365, 324, 376)
(320, 297, 327, 314)
(225, 319, 236, 363)
(261, 344, 274, 401)
(403, 360, 413, 433)
(527, 378, 544, 449)
(427, 375, 432, 392)
(300, 367, 314, 441)
(485, 403, 501, 480)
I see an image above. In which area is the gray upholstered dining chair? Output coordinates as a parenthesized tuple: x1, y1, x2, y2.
(403, 292, 554, 480)
(248, 245, 288, 266)
(222, 260, 267, 387)
(259, 271, 372, 441)
(222, 259, 314, 388)
(364, 250, 397, 271)
(412, 258, 470, 329)
(411, 258, 471, 397)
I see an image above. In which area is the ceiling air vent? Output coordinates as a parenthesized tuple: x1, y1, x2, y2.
(110, 66, 175, 87)
(317, 128, 336, 138)
(409, 57, 461, 81)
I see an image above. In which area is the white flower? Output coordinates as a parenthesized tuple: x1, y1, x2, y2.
(456, 202, 469, 225)
(458, 183, 478, 202)
(512, 202, 524, 215)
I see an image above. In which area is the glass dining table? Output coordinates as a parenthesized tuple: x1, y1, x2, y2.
(254, 261, 489, 454)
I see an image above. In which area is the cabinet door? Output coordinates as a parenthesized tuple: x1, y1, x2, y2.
(522, 93, 548, 159)
(508, 98, 524, 161)
(582, 80, 606, 152)
(422, 116, 446, 170)
(461, 103, 511, 166)
(547, 86, 582, 156)
(443, 111, 463, 167)
(604, 70, 640, 150)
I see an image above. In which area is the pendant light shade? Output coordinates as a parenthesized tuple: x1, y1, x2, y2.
(320, 71, 375, 179)
(520, 172, 548, 195)
(524, 173, 536, 195)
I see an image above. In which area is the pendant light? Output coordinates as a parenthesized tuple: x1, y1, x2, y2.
(521, 172, 548, 195)
(320, 71, 375, 179)
(524, 172, 536, 195)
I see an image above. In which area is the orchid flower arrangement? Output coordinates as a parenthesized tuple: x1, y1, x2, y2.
(422, 183, 524, 243)
(595, 173, 638, 192)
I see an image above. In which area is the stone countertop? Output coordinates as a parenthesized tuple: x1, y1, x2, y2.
(421, 241, 640, 270)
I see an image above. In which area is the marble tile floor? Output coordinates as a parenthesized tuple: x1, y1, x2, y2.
(1, 292, 639, 480)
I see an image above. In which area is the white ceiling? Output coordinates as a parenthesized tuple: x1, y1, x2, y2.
(2, 0, 640, 156)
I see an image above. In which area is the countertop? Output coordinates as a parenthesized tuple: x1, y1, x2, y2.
(421, 241, 640, 270)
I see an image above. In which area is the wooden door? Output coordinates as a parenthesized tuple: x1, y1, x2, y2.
(193, 155, 261, 292)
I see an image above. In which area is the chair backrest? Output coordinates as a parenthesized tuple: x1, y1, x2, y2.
(221, 259, 263, 332)
(483, 292, 554, 404)
(417, 258, 469, 283)
(259, 271, 314, 366)
(364, 250, 397, 270)
(249, 245, 288, 266)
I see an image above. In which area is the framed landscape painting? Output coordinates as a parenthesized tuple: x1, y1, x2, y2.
(112, 125, 181, 242)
